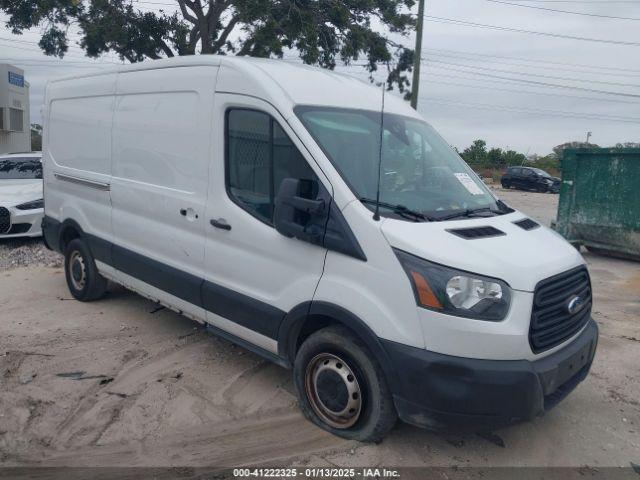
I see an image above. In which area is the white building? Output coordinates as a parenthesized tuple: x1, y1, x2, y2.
(0, 64, 31, 154)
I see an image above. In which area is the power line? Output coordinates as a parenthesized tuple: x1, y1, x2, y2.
(424, 63, 640, 98)
(485, 0, 640, 20)
(335, 65, 640, 120)
(336, 61, 640, 109)
(424, 50, 640, 78)
(0, 62, 110, 69)
(500, 1, 640, 3)
(421, 68, 638, 98)
(130, 0, 178, 5)
(419, 97, 640, 124)
(422, 74, 640, 104)
(0, 54, 114, 68)
(0, 35, 84, 49)
(0, 55, 114, 65)
(423, 58, 640, 87)
(423, 15, 640, 46)
(0, 40, 121, 64)
(0, 35, 117, 56)
(424, 47, 640, 74)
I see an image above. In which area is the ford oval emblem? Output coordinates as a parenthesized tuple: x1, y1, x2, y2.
(567, 295, 584, 315)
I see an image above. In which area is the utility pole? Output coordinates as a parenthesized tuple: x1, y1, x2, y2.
(410, 0, 426, 110)
(585, 131, 592, 144)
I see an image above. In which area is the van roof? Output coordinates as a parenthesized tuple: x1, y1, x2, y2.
(48, 55, 420, 118)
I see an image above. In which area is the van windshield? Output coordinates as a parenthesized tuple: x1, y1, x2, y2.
(295, 106, 506, 221)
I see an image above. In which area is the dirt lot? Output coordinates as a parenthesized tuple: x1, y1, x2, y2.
(0, 188, 638, 471)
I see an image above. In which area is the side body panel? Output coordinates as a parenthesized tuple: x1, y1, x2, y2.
(313, 201, 425, 349)
(43, 74, 116, 250)
(110, 66, 218, 321)
(202, 92, 332, 353)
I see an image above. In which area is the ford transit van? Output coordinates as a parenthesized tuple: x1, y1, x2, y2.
(42, 56, 597, 441)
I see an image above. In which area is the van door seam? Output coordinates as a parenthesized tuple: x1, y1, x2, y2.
(309, 249, 329, 318)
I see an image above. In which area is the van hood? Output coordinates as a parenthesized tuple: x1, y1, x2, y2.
(380, 211, 585, 292)
(0, 179, 43, 207)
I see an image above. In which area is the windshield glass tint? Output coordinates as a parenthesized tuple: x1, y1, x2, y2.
(296, 107, 498, 218)
(532, 168, 551, 177)
(0, 158, 42, 179)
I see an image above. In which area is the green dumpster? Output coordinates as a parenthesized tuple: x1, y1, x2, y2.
(554, 148, 640, 261)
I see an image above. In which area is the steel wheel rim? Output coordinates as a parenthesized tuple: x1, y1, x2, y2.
(304, 353, 362, 429)
(69, 251, 87, 291)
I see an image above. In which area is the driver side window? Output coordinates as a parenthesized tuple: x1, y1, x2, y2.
(226, 108, 319, 225)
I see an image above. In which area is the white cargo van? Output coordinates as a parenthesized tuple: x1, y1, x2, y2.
(42, 56, 597, 441)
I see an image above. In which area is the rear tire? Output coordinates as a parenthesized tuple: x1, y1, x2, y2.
(501, 181, 510, 189)
(293, 325, 397, 442)
(64, 238, 108, 301)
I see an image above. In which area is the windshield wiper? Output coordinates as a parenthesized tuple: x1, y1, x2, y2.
(435, 206, 503, 221)
(360, 198, 433, 222)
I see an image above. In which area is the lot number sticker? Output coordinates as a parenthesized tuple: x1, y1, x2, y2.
(454, 172, 484, 195)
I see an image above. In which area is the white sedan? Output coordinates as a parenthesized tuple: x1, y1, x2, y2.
(0, 152, 43, 238)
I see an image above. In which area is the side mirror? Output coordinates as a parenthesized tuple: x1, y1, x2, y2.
(274, 178, 327, 245)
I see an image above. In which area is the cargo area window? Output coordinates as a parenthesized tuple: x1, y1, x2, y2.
(226, 108, 318, 225)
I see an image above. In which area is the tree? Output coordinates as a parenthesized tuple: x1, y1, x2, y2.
(486, 147, 503, 169)
(461, 139, 488, 166)
(502, 149, 526, 166)
(1, 0, 417, 95)
(31, 123, 42, 151)
(534, 154, 560, 173)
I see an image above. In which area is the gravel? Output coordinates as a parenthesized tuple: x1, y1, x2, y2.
(0, 237, 62, 271)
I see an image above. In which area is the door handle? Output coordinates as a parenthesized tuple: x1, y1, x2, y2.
(210, 218, 231, 231)
(180, 209, 187, 216)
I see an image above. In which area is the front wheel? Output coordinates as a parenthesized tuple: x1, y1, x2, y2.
(293, 326, 397, 442)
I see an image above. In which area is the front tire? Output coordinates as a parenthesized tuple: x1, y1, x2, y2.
(293, 326, 397, 442)
(64, 238, 108, 301)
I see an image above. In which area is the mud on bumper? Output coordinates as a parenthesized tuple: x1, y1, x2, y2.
(382, 318, 598, 430)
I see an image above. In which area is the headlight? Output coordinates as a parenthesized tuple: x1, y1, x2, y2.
(545, 179, 553, 185)
(15, 199, 44, 210)
(394, 249, 511, 321)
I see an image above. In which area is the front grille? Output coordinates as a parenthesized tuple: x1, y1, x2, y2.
(8, 223, 31, 235)
(530, 266, 592, 353)
(447, 226, 505, 239)
(0, 207, 10, 234)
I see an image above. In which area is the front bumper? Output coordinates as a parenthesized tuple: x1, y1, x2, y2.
(382, 318, 598, 429)
(0, 207, 43, 238)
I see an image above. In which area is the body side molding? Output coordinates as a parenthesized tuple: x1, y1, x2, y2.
(54, 172, 111, 191)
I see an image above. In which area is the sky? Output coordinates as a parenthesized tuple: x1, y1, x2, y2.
(1, 0, 639, 155)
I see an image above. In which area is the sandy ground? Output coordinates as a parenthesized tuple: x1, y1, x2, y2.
(0, 188, 638, 470)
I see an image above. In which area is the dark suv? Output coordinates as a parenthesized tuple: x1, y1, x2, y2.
(501, 166, 560, 193)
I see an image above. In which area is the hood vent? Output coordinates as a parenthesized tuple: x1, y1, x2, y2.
(514, 218, 540, 231)
(447, 226, 506, 240)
